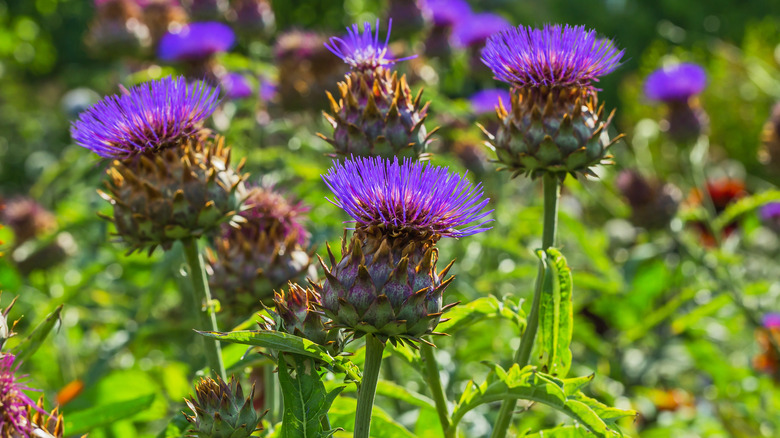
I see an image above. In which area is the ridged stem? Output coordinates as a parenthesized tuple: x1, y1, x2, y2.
(182, 237, 227, 380)
(491, 173, 560, 438)
(421, 343, 454, 436)
(264, 364, 280, 424)
(354, 335, 385, 438)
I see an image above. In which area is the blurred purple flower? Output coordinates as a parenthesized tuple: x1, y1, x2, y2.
(452, 13, 510, 48)
(259, 77, 277, 101)
(764, 313, 780, 329)
(322, 156, 492, 238)
(221, 73, 253, 99)
(157, 21, 235, 62)
(423, 0, 471, 27)
(0, 353, 42, 436)
(325, 19, 415, 70)
(644, 63, 707, 102)
(760, 202, 780, 221)
(482, 24, 623, 88)
(71, 76, 220, 159)
(470, 88, 510, 115)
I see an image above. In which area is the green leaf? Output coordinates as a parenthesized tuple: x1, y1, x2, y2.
(196, 330, 335, 364)
(64, 393, 156, 435)
(12, 304, 62, 363)
(538, 248, 573, 378)
(437, 296, 526, 334)
(155, 414, 190, 438)
(278, 354, 344, 438)
(450, 364, 635, 438)
(523, 425, 593, 437)
(713, 189, 780, 232)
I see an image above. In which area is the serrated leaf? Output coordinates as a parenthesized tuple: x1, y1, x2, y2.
(12, 304, 62, 363)
(450, 364, 635, 438)
(713, 189, 780, 232)
(64, 393, 156, 434)
(197, 330, 334, 364)
(538, 248, 573, 378)
(278, 354, 344, 438)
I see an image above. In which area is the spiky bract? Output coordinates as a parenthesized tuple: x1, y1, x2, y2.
(184, 376, 261, 438)
(322, 156, 492, 241)
(259, 283, 343, 355)
(313, 234, 455, 345)
(320, 21, 431, 158)
(98, 136, 246, 254)
(71, 77, 220, 159)
(481, 24, 623, 179)
(481, 24, 623, 89)
(320, 68, 434, 159)
(207, 186, 311, 309)
(24, 397, 66, 438)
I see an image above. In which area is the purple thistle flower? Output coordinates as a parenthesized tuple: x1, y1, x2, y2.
(644, 63, 707, 102)
(761, 202, 780, 221)
(764, 313, 780, 329)
(157, 21, 235, 62)
(0, 353, 42, 437)
(70, 76, 220, 159)
(221, 73, 253, 99)
(325, 19, 415, 70)
(482, 24, 624, 88)
(470, 88, 511, 115)
(452, 12, 511, 48)
(322, 156, 492, 238)
(423, 0, 471, 27)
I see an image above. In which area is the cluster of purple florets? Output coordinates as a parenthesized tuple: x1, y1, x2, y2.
(323, 156, 492, 239)
(481, 24, 624, 89)
(0, 353, 42, 436)
(70, 76, 220, 159)
(325, 19, 415, 70)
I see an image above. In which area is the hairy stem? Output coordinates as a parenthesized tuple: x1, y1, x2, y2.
(491, 173, 560, 438)
(354, 335, 385, 438)
(182, 237, 227, 380)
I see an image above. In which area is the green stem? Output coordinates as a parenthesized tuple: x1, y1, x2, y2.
(421, 343, 453, 436)
(182, 237, 227, 380)
(490, 173, 560, 438)
(354, 335, 385, 438)
(264, 364, 280, 425)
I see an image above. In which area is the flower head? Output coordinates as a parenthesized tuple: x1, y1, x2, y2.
(325, 19, 414, 70)
(764, 313, 780, 329)
(423, 0, 471, 27)
(470, 88, 510, 115)
(0, 353, 42, 437)
(221, 73, 253, 99)
(452, 12, 510, 48)
(482, 24, 623, 88)
(226, 185, 309, 246)
(644, 63, 706, 102)
(158, 21, 235, 62)
(71, 76, 220, 159)
(322, 156, 492, 239)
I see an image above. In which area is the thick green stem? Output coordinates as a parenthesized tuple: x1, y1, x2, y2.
(421, 343, 453, 436)
(182, 238, 227, 380)
(490, 173, 560, 438)
(264, 364, 280, 425)
(354, 335, 385, 438)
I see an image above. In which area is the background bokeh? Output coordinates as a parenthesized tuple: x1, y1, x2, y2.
(1, 0, 780, 437)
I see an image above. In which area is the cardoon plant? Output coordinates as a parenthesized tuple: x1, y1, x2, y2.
(317, 156, 491, 438)
(320, 20, 436, 159)
(644, 62, 708, 142)
(481, 24, 624, 437)
(71, 76, 247, 379)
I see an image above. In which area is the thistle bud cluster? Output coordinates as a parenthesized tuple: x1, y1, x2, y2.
(184, 376, 261, 438)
